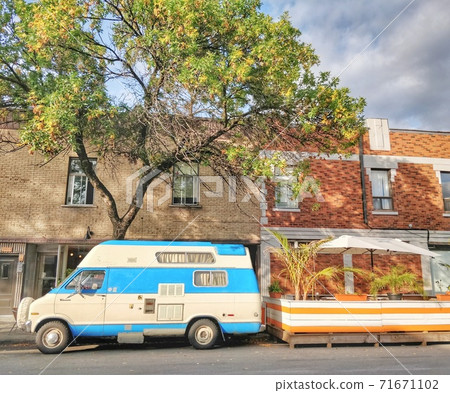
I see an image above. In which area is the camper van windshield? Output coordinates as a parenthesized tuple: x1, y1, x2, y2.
(66, 270, 105, 291)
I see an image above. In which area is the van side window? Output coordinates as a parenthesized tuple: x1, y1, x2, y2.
(194, 271, 227, 287)
(66, 270, 105, 291)
(156, 252, 215, 264)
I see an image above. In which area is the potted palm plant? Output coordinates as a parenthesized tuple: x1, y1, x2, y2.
(370, 265, 423, 300)
(332, 268, 370, 301)
(268, 231, 341, 301)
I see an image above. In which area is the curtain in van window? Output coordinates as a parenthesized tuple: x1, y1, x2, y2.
(195, 272, 211, 286)
(212, 271, 227, 286)
(156, 252, 215, 264)
(194, 271, 227, 287)
(156, 252, 185, 263)
(187, 253, 215, 263)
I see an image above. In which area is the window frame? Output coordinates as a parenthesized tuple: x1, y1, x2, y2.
(370, 169, 394, 211)
(440, 172, 450, 212)
(65, 158, 97, 206)
(274, 167, 299, 210)
(193, 270, 228, 287)
(172, 162, 200, 206)
(156, 252, 215, 264)
(1, 263, 10, 279)
(65, 270, 105, 292)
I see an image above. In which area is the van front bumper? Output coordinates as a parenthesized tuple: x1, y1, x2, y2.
(25, 320, 32, 333)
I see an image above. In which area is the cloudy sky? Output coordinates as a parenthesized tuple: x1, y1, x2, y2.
(261, 0, 450, 131)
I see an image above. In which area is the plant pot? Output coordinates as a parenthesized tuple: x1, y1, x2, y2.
(436, 294, 450, 301)
(334, 294, 367, 301)
(387, 293, 403, 300)
(269, 292, 282, 298)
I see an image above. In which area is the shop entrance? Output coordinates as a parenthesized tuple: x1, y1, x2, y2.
(0, 256, 17, 315)
(37, 254, 58, 297)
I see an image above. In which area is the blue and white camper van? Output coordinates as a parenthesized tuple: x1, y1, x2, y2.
(18, 240, 262, 354)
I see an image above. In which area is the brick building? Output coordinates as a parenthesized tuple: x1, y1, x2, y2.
(1, 117, 450, 314)
(259, 119, 450, 297)
(0, 125, 261, 315)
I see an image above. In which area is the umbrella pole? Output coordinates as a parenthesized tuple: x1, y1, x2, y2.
(371, 251, 374, 271)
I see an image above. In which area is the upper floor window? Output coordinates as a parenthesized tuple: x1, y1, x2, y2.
(371, 169, 393, 210)
(274, 167, 299, 210)
(441, 172, 450, 212)
(172, 162, 199, 205)
(66, 158, 96, 205)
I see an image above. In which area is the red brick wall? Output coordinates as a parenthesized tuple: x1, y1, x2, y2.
(363, 131, 450, 158)
(270, 252, 423, 297)
(366, 163, 449, 230)
(266, 160, 366, 228)
(266, 130, 450, 231)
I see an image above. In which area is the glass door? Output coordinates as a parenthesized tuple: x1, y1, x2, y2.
(37, 255, 58, 296)
(0, 257, 17, 315)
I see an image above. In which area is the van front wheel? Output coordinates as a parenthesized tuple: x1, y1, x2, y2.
(36, 321, 71, 354)
(188, 319, 219, 349)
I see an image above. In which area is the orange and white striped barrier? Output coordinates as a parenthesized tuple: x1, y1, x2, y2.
(265, 297, 450, 334)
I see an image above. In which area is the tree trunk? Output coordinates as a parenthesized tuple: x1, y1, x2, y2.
(74, 133, 162, 240)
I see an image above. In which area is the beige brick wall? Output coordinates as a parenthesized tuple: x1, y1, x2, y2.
(0, 130, 260, 244)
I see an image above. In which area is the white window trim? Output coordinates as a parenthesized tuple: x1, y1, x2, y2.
(65, 158, 96, 206)
(273, 167, 300, 210)
(436, 170, 450, 213)
(368, 168, 396, 212)
(372, 211, 399, 216)
(172, 162, 200, 206)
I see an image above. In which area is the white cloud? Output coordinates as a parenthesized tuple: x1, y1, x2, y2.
(262, 0, 450, 131)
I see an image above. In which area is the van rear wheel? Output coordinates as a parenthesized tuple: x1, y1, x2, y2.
(188, 319, 219, 349)
(36, 321, 71, 354)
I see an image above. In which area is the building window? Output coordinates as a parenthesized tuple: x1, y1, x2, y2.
(371, 169, 393, 210)
(172, 162, 199, 205)
(274, 167, 299, 209)
(1, 263, 10, 279)
(441, 172, 450, 212)
(66, 158, 96, 205)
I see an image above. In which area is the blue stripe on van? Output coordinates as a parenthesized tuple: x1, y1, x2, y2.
(106, 268, 259, 294)
(55, 268, 259, 295)
(219, 322, 261, 334)
(69, 323, 187, 337)
(69, 324, 104, 337)
(53, 267, 260, 295)
(100, 240, 246, 256)
(69, 322, 260, 337)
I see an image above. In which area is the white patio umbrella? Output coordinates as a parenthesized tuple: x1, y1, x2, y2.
(319, 235, 439, 270)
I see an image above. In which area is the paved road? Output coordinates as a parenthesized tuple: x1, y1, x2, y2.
(2, 337, 450, 375)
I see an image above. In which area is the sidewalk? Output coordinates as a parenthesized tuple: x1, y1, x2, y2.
(0, 315, 35, 350)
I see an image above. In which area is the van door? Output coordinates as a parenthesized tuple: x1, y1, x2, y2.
(54, 269, 107, 336)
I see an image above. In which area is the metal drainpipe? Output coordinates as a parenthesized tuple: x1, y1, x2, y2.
(359, 136, 368, 225)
